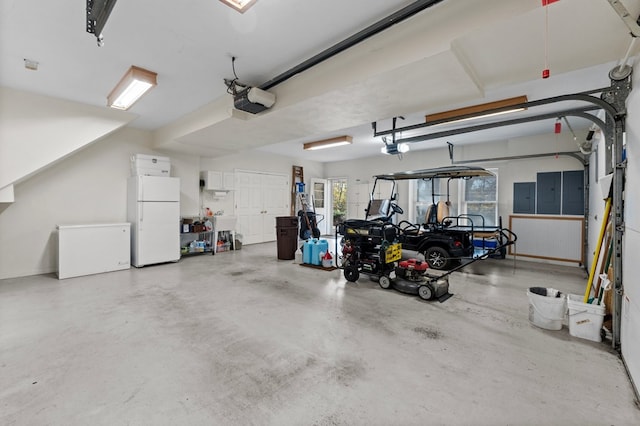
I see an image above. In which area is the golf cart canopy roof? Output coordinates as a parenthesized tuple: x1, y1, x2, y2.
(374, 166, 494, 181)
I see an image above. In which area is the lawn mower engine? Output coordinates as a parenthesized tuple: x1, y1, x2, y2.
(384, 258, 450, 301)
(396, 259, 429, 282)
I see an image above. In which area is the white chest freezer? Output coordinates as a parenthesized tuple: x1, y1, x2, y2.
(57, 223, 131, 279)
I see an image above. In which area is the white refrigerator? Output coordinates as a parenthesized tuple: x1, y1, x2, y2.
(127, 176, 181, 267)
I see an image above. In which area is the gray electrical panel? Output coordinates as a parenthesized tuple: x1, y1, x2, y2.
(513, 182, 536, 214)
(536, 172, 561, 214)
(562, 170, 584, 215)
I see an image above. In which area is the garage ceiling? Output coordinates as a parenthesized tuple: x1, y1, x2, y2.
(1, 0, 639, 162)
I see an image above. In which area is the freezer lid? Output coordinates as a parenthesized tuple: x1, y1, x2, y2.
(131, 176, 180, 201)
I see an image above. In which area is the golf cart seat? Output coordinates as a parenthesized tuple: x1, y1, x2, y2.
(424, 201, 451, 227)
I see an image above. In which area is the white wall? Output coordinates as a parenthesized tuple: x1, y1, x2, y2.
(621, 68, 640, 395)
(171, 154, 201, 217)
(199, 151, 324, 217)
(0, 128, 199, 279)
(0, 87, 134, 189)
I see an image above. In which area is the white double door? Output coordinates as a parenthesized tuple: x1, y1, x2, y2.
(235, 171, 289, 245)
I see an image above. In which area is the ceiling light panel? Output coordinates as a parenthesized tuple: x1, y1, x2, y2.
(426, 95, 528, 124)
(219, 0, 257, 13)
(107, 65, 157, 110)
(303, 136, 353, 151)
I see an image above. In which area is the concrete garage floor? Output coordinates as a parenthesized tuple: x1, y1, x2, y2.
(1, 242, 639, 425)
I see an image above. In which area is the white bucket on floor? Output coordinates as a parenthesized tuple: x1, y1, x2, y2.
(567, 294, 605, 342)
(527, 288, 567, 330)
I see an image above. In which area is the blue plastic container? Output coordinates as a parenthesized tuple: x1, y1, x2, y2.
(473, 238, 498, 249)
(303, 239, 315, 264)
(311, 239, 328, 266)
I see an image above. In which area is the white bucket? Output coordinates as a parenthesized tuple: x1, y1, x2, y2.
(527, 288, 567, 331)
(567, 294, 605, 342)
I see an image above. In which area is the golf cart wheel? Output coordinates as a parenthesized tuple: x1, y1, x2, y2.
(378, 275, 392, 289)
(418, 284, 435, 300)
(343, 266, 360, 282)
(425, 246, 450, 270)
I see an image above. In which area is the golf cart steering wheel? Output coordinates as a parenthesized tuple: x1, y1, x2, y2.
(390, 203, 403, 215)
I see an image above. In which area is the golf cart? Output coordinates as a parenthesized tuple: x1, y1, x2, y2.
(336, 166, 516, 301)
(372, 166, 516, 269)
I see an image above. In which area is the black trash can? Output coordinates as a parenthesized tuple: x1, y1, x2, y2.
(276, 216, 299, 260)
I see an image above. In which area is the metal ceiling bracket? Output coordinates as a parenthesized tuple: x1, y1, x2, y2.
(387, 107, 603, 145)
(447, 142, 586, 166)
(372, 90, 615, 140)
(86, 0, 118, 46)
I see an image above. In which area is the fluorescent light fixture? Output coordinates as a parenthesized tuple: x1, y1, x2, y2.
(107, 66, 157, 110)
(303, 135, 353, 151)
(382, 143, 410, 155)
(219, 0, 257, 13)
(24, 58, 39, 71)
(425, 95, 528, 125)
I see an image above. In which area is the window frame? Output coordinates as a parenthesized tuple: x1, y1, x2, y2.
(411, 178, 443, 224)
(459, 168, 499, 227)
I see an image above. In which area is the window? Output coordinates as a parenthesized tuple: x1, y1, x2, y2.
(331, 179, 347, 225)
(414, 178, 441, 223)
(313, 182, 325, 208)
(461, 169, 498, 227)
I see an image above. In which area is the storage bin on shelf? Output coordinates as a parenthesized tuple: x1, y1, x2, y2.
(216, 241, 231, 252)
(214, 216, 237, 254)
(180, 217, 214, 256)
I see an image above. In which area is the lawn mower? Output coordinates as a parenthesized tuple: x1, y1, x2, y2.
(338, 219, 451, 301)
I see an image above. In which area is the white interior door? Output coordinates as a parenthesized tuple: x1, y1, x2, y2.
(235, 172, 264, 245)
(235, 171, 289, 245)
(311, 178, 328, 235)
